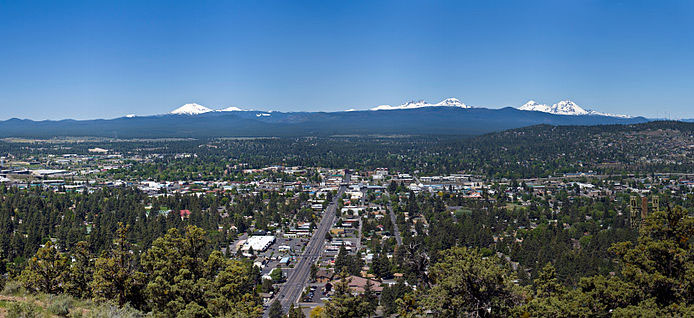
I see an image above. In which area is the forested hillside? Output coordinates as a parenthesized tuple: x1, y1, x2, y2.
(88, 121, 694, 179)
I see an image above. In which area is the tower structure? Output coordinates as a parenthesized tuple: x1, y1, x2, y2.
(630, 195, 659, 229)
(630, 196, 639, 228)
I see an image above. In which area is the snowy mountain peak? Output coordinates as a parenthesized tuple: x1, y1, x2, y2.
(520, 100, 541, 109)
(404, 100, 427, 107)
(220, 106, 244, 112)
(371, 98, 470, 111)
(435, 98, 467, 107)
(518, 100, 630, 117)
(552, 100, 588, 115)
(171, 103, 213, 115)
(519, 100, 587, 115)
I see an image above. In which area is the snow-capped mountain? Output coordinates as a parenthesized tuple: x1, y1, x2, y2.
(586, 110, 631, 118)
(220, 106, 244, 112)
(165, 99, 629, 118)
(169, 103, 249, 115)
(519, 100, 588, 115)
(518, 100, 631, 118)
(171, 103, 213, 115)
(519, 100, 551, 113)
(371, 98, 470, 111)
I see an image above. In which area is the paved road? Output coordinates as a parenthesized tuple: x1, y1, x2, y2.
(266, 173, 350, 315)
(355, 188, 368, 252)
(385, 193, 403, 246)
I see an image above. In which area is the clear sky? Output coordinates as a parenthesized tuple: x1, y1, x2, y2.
(1, 0, 693, 120)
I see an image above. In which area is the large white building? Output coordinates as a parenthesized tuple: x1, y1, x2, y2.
(345, 190, 363, 200)
(241, 236, 276, 254)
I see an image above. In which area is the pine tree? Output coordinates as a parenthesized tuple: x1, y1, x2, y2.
(64, 241, 94, 298)
(288, 304, 305, 318)
(323, 273, 370, 318)
(414, 247, 523, 317)
(380, 280, 411, 316)
(361, 280, 378, 318)
(19, 241, 69, 294)
(334, 246, 349, 275)
(310, 263, 318, 282)
(373, 253, 392, 279)
(534, 262, 564, 298)
(268, 301, 283, 318)
(388, 181, 397, 193)
(520, 205, 694, 317)
(91, 223, 145, 308)
(610, 205, 694, 307)
(141, 225, 261, 317)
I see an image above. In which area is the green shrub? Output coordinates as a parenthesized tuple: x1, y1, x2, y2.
(85, 303, 148, 318)
(6, 301, 41, 318)
(1, 280, 25, 296)
(47, 294, 73, 316)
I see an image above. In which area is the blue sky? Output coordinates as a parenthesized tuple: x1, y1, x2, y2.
(1, 0, 693, 120)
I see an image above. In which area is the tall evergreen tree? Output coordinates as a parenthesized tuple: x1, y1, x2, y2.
(268, 301, 283, 318)
(19, 241, 68, 294)
(288, 304, 305, 318)
(91, 223, 145, 308)
(64, 241, 94, 298)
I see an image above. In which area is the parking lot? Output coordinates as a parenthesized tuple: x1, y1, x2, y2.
(230, 233, 313, 276)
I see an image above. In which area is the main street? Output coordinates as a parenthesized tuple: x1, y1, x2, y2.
(266, 173, 350, 315)
(385, 191, 403, 246)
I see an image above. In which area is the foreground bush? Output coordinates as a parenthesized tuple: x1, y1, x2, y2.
(82, 303, 148, 318)
(46, 294, 74, 316)
(6, 301, 42, 318)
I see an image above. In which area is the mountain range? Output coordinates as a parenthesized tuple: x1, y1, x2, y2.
(165, 98, 627, 117)
(369, 98, 470, 111)
(519, 100, 630, 118)
(0, 98, 651, 138)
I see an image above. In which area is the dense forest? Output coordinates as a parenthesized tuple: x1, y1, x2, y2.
(3, 197, 691, 317)
(0, 185, 317, 273)
(5, 121, 686, 179)
(106, 121, 692, 179)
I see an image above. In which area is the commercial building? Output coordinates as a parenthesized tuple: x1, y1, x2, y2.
(241, 235, 276, 254)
